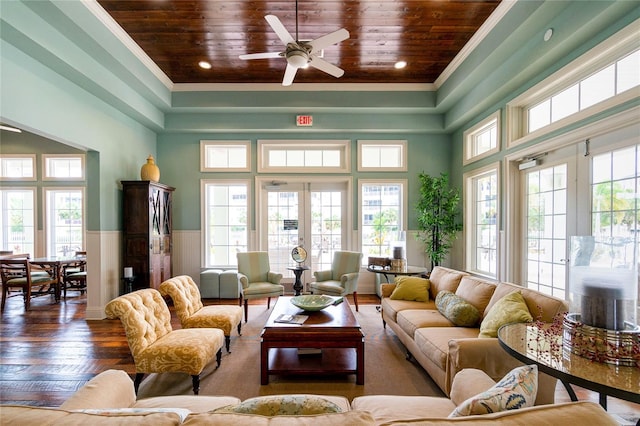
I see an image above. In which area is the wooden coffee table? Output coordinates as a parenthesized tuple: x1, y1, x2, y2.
(260, 296, 365, 385)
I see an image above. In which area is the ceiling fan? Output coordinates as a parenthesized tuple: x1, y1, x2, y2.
(239, 1, 349, 86)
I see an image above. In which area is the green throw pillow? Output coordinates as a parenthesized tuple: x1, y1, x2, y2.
(389, 276, 430, 302)
(449, 365, 538, 417)
(435, 290, 481, 327)
(213, 395, 343, 416)
(479, 291, 533, 338)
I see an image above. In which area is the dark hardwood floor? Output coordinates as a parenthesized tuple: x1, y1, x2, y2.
(0, 290, 638, 420)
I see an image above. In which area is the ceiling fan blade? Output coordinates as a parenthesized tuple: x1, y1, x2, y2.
(308, 28, 350, 54)
(282, 63, 298, 86)
(308, 57, 344, 78)
(265, 15, 295, 45)
(239, 52, 282, 60)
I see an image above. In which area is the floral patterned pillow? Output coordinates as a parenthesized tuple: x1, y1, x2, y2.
(213, 395, 343, 416)
(449, 365, 538, 417)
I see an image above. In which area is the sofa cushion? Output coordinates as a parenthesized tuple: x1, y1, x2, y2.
(213, 395, 342, 416)
(182, 410, 376, 425)
(454, 277, 496, 317)
(397, 309, 454, 337)
(0, 405, 183, 425)
(414, 327, 479, 369)
(381, 298, 436, 322)
(351, 395, 456, 424)
(428, 267, 468, 300)
(435, 291, 481, 327)
(390, 276, 430, 302)
(449, 365, 538, 417)
(133, 395, 242, 413)
(479, 291, 533, 338)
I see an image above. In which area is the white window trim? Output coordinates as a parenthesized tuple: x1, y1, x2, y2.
(0, 154, 36, 181)
(506, 19, 640, 149)
(357, 178, 408, 257)
(42, 154, 85, 181)
(257, 140, 351, 173)
(463, 162, 500, 278)
(357, 140, 408, 171)
(200, 179, 252, 268)
(463, 111, 501, 165)
(200, 140, 251, 172)
(44, 186, 86, 257)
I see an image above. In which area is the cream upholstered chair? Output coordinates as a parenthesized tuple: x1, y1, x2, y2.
(236, 251, 284, 322)
(159, 275, 243, 352)
(105, 288, 225, 395)
(309, 250, 363, 311)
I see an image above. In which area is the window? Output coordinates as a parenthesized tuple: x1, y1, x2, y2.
(43, 155, 84, 180)
(202, 180, 249, 267)
(200, 141, 250, 172)
(507, 21, 639, 147)
(0, 155, 35, 180)
(464, 164, 499, 277)
(358, 140, 407, 171)
(45, 188, 84, 256)
(0, 189, 35, 256)
(463, 112, 500, 165)
(359, 180, 406, 263)
(258, 140, 350, 173)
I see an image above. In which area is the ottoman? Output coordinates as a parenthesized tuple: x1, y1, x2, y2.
(200, 269, 223, 298)
(219, 270, 240, 299)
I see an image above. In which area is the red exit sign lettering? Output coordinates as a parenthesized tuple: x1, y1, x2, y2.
(296, 115, 313, 126)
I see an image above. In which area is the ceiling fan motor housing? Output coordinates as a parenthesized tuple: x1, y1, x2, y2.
(286, 44, 310, 68)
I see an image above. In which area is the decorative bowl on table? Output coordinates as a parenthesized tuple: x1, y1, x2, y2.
(290, 294, 335, 311)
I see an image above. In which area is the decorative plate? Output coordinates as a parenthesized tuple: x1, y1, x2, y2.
(290, 294, 335, 311)
(291, 246, 308, 264)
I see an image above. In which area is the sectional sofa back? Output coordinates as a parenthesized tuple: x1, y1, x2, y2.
(428, 267, 469, 300)
(485, 281, 569, 322)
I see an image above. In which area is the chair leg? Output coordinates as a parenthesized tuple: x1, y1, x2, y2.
(191, 375, 200, 395)
(244, 299, 249, 323)
(225, 335, 231, 353)
(237, 322, 242, 336)
(353, 292, 359, 312)
(267, 297, 271, 309)
(24, 286, 31, 311)
(134, 372, 145, 394)
(216, 348, 222, 368)
(1, 286, 7, 311)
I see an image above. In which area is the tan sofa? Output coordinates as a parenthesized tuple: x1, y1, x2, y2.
(0, 368, 616, 425)
(380, 266, 570, 405)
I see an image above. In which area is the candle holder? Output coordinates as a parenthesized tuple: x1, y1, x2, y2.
(123, 267, 134, 294)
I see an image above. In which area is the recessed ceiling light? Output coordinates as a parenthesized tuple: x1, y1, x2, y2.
(198, 61, 212, 69)
(544, 28, 553, 42)
(394, 61, 407, 69)
(0, 125, 22, 133)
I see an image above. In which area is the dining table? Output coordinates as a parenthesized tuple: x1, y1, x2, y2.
(29, 255, 86, 302)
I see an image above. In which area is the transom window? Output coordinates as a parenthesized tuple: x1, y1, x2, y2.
(200, 141, 250, 172)
(358, 140, 407, 171)
(258, 140, 350, 173)
(463, 111, 500, 165)
(43, 155, 84, 180)
(0, 155, 35, 180)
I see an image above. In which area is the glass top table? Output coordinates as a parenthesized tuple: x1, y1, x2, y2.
(497, 322, 640, 409)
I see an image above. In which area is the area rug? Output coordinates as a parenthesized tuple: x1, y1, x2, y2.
(137, 304, 445, 401)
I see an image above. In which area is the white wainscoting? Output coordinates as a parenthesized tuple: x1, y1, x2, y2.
(85, 230, 121, 320)
(173, 230, 202, 283)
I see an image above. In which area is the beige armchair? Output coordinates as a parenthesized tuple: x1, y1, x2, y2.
(309, 250, 363, 311)
(159, 275, 243, 352)
(236, 251, 284, 322)
(105, 288, 225, 394)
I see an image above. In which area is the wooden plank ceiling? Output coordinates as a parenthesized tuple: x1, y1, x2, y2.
(97, 1, 501, 84)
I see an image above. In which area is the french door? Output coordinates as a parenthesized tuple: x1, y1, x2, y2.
(257, 177, 350, 285)
(518, 123, 640, 300)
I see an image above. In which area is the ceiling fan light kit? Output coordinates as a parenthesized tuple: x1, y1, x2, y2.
(239, 1, 349, 86)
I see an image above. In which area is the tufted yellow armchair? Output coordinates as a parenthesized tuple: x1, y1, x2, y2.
(159, 275, 243, 352)
(309, 250, 363, 311)
(237, 252, 284, 322)
(105, 288, 225, 394)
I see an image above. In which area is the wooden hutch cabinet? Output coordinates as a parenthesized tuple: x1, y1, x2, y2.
(121, 180, 175, 291)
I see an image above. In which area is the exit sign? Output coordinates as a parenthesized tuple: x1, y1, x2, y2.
(296, 115, 313, 126)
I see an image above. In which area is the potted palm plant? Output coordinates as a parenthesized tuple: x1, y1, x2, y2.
(416, 172, 462, 271)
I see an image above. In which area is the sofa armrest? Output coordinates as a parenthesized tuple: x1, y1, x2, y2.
(380, 283, 396, 298)
(267, 271, 283, 284)
(313, 270, 333, 281)
(59, 370, 136, 410)
(447, 338, 557, 405)
(237, 272, 249, 289)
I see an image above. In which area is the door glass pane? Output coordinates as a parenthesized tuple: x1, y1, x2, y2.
(46, 189, 83, 256)
(310, 190, 342, 272)
(267, 191, 299, 276)
(526, 164, 567, 297)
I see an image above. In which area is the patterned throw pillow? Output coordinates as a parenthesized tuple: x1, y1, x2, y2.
(479, 291, 533, 338)
(449, 365, 538, 417)
(435, 290, 481, 327)
(389, 276, 430, 302)
(213, 395, 343, 416)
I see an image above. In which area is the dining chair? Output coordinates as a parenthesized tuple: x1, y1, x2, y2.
(159, 275, 243, 352)
(0, 258, 59, 311)
(62, 256, 87, 299)
(105, 288, 225, 394)
(309, 250, 363, 311)
(236, 251, 284, 322)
